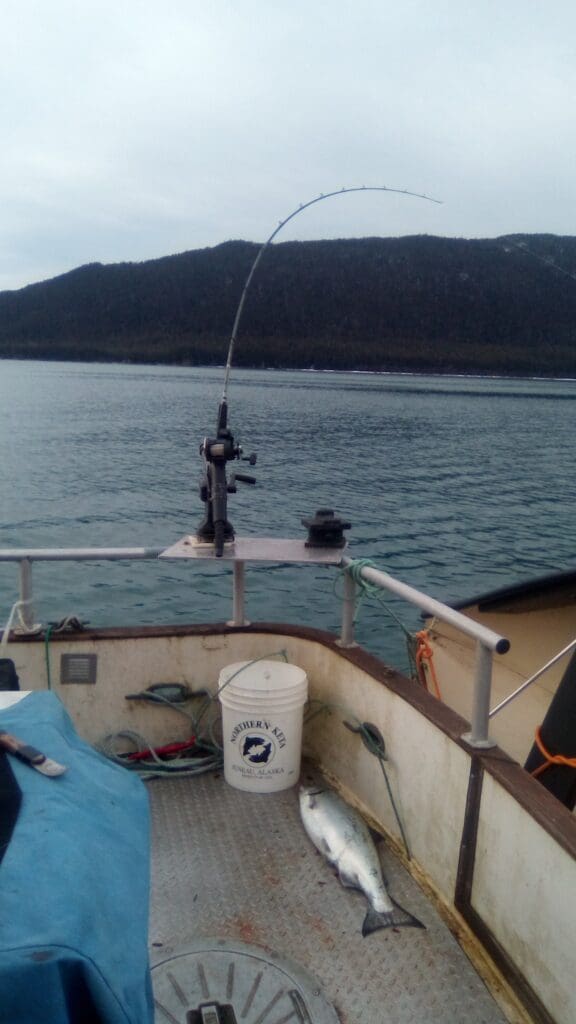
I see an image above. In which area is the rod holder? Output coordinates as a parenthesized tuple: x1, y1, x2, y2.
(338, 571, 356, 647)
(18, 559, 34, 632)
(228, 560, 249, 627)
(462, 641, 497, 749)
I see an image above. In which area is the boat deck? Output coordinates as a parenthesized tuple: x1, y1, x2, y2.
(149, 772, 510, 1024)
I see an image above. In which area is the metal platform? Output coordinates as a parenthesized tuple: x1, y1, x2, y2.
(149, 773, 509, 1024)
(159, 536, 344, 564)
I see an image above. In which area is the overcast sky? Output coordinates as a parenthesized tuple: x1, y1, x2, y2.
(2, 0, 575, 291)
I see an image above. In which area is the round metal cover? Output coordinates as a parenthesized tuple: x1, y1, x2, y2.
(152, 939, 340, 1023)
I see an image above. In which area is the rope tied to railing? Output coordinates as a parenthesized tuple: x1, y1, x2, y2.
(339, 559, 415, 639)
(531, 726, 576, 779)
(0, 598, 34, 652)
(339, 559, 432, 682)
(414, 629, 442, 700)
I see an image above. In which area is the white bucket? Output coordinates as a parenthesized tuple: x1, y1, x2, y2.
(218, 660, 308, 793)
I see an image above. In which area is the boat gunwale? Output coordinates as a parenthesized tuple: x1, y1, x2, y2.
(448, 567, 576, 614)
(8, 618, 576, 860)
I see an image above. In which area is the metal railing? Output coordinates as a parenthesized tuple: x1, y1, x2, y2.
(0, 545, 510, 750)
(340, 557, 509, 750)
(0, 548, 163, 632)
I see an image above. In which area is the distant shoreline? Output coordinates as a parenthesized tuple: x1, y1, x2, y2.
(2, 236, 575, 378)
(2, 354, 575, 384)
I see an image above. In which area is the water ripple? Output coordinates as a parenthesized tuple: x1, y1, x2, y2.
(1, 361, 575, 667)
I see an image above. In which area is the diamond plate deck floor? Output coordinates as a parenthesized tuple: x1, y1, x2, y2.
(149, 773, 510, 1024)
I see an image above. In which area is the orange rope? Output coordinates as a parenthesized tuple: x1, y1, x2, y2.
(531, 726, 576, 779)
(414, 630, 442, 700)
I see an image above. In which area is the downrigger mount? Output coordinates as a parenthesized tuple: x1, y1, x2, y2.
(196, 398, 257, 557)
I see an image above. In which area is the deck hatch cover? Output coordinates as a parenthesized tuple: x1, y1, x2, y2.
(152, 941, 339, 1024)
(60, 653, 97, 685)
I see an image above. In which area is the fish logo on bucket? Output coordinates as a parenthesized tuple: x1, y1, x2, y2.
(229, 720, 288, 770)
(241, 733, 275, 766)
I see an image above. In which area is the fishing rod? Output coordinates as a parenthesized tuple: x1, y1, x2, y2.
(222, 184, 442, 402)
(197, 184, 442, 556)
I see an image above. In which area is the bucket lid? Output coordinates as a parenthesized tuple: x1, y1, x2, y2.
(218, 660, 307, 695)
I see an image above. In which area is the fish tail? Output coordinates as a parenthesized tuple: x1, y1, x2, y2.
(362, 899, 425, 936)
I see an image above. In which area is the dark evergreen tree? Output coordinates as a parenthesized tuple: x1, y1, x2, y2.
(1, 235, 575, 375)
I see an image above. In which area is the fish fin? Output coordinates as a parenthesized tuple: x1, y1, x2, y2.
(308, 791, 322, 809)
(338, 869, 359, 890)
(362, 899, 425, 936)
(368, 825, 385, 846)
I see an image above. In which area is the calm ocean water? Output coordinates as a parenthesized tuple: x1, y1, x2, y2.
(1, 359, 575, 670)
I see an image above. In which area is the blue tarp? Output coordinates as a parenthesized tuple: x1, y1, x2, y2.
(0, 691, 154, 1024)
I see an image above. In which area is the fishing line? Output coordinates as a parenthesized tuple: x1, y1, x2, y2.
(222, 185, 442, 402)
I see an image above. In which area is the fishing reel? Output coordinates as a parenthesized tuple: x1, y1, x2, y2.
(196, 399, 257, 557)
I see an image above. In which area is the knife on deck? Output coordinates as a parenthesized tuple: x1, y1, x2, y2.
(0, 730, 67, 776)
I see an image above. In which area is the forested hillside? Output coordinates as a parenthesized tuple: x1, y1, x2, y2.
(1, 234, 575, 375)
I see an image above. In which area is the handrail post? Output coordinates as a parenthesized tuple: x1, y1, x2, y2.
(229, 560, 248, 626)
(462, 641, 497, 749)
(338, 569, 356, 647)
(19, 558, 35, 631)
